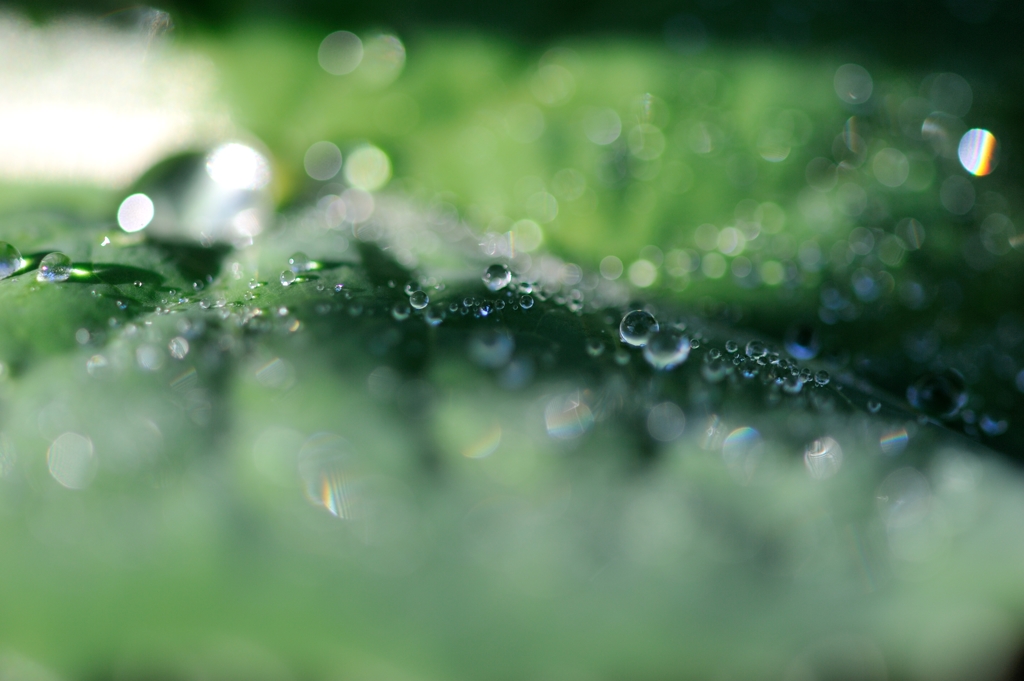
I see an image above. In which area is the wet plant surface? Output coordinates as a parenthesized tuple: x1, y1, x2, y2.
(0, 9, 1023, 681)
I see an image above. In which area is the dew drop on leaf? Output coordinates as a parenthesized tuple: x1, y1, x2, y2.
(619, 310, 659, 347)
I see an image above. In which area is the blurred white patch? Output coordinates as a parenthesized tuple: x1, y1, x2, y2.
(0, 15, 228, 187)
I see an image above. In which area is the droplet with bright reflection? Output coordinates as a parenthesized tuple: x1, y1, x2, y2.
(958, 128, 998, 176)
(643, 328, 691, 370)
(318, 31, 363, 75)
(722, 427, 763, 484)
(168, 336, 189, 359)
(409, 290, 429, 310)
(117, 193, 154, 232)
(804, 437, 842, 480)
(37, 252, 72, 282)
(47, 432, 96, 489)
(482, 263, 512, 291)
(647, 402, 685, 442)
(344, 145, 391, 191)
(907, 369, 968, 418)
(545, 391, 594, 439)
(0, 242, 23, 279)
(834, 64, 873, 104)
(619, 310, 659, 347)
(205, 143, 271, 190)
(304, 141, 342, 180)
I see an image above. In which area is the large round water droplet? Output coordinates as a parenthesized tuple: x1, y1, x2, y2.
(745, 340, 767, 358)
(37, 252, 72, 282)
(724, 340, 739, 353)
(814, 370, 830, 387)
(784, 324, 820, 360)
(482, 263, 512, 292)
(619, 310, 659, 347)
(0, 242, 23, 279)
(289, 252, 313, 273)
(409, 290, 429, 310)
(907, 369, 968, 418)
(642, 328, 690, 370)
(519, 295, 534, 309)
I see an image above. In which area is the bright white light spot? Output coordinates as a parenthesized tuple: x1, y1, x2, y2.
(344, 145, 391, 191)
(628, 259, 657, 287)
(117, 193, 154, 232)
(205, 143, 271, 190)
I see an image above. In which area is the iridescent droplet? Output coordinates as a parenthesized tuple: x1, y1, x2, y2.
(643, 329, 690, 370)
(0, 242, 23, 279)
(619, 310, 659, 347)
(907, 369, 968, 418)
(409, 290, 429, 310)
(482, 263, 512, 292)
(37, 252, 72, 282)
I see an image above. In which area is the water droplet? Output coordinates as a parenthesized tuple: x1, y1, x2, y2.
(907, 369, 967, 418)
(585, 339, 605, 357)
(409, 290, 429, 310)
(482, 263, 512, 292)
(979, 414, 1008, 436)
(804, 437, 842, 480)
(619, 310, 659, 347)
(169, 336, 189, 359)
(424, 305, 445, 327)
(690, 338, 700, 349)
(868, 399, 882, 414)
(784, 324, 820, 360)
(782, 374, 804, 394)
(745, 340, 767, 358)
(519, 295, 534, 309)
(0, 242, 23, 279)
(391, 302, 411, 321)
(289, 252, 313, 273)
(701, 356, 728, 383)
(814, 370, 830, 387)
(37, 252, 72, 282)
(725, 340, 739, 353)
(468, 329, 514, 368)
(643, 329, 691, 370)
(739, 359, 759, 379)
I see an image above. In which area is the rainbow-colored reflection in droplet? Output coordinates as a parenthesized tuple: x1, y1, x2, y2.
(958, 128, 998, 176)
